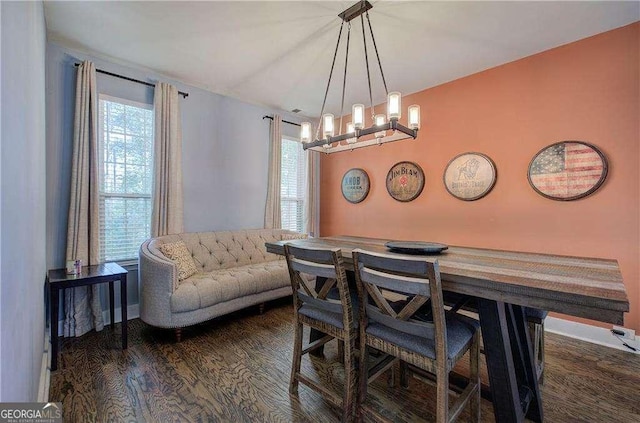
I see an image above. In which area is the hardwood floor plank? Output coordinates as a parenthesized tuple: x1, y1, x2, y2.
(50, 299, 640, 422)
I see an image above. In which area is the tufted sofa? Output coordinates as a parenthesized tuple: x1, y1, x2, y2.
(139, 228, 306, 339)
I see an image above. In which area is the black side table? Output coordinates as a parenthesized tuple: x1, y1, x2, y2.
(47, 262, 128, 370)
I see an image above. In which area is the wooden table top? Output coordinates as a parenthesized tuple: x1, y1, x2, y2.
(265, 235, 629, 325)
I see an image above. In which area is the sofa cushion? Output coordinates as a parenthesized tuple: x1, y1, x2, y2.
(159, 241, 198, 285)
(171, 260, 291, 313)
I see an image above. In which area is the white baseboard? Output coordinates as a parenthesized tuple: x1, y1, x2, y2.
(102, 303, 140, 326)
(545, 316, 640, 355)
(56, 304, 140, 336)
(457, 308, 639, 354)
(38, 330, 51, 402)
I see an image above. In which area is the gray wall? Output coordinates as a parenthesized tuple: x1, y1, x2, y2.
(1, 1, 47, 401)
(46, 42, 302, 310)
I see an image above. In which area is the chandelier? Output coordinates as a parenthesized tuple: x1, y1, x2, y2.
(301, 1, 421, 153)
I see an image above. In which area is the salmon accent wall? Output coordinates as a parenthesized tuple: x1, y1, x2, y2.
(320, 23, 640, 330)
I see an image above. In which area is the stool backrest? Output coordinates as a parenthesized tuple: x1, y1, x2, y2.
(353, 249, 447, 359)
(284, 244, 354, 329)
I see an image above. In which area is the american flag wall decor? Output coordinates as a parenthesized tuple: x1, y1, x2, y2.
(527, 141, 608, 201)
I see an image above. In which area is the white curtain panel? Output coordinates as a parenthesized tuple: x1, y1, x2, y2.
(64, 60, 104, 337)
(305, 150, 320, 237)
(264, 115, 282, 229)
(152, 82, 184, 237)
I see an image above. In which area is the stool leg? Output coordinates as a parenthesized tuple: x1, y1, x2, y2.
(400, 361, 409, 388)
(529, 320, 545, 384)
(470, 331, 481, 422)
(435, 367, 449, 423)
(357, 342, 369, 423)
(290, 321, 303, 394)
(538, 321, 545, 384)
(342, 336, 356, 422)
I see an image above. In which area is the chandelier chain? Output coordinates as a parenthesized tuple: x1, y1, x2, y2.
(360, 13, 375, 120)
(339, 23, 351, 136)
(366, 11, 388, 96)
(315, 20, 345, 142)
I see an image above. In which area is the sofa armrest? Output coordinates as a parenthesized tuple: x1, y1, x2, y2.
(139, 239, 179, 328)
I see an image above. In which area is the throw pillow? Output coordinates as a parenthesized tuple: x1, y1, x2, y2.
(159, 241, 198, 284)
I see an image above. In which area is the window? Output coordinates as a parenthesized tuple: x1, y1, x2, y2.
(280, 137, 307, 233)
(98, 95, 154, 262)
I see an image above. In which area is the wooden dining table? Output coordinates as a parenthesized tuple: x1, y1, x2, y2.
(265, 235, 629, 423)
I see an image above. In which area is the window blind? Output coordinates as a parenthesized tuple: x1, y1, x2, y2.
(98, 95, 154, 262)
(280, 138, 307, 233)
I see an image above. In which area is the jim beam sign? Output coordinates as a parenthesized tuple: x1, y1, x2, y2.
(341, 168, 370, 203)
(386, 161, 425, 202)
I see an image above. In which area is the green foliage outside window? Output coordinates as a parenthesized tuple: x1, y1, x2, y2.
(99, 96, 153, 262)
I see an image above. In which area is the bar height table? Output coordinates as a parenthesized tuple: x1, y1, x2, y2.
(47, 262, 128, 371)
(266, 235, 629, 423)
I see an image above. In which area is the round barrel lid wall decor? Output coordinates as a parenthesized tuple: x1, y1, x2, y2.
(527, 141, 608, 201)
(386, 161, 425, 202)
(341, 168, 370, 203)
(443, 152, 497, 201)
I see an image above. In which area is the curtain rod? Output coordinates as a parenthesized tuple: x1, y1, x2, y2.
(262, 115, 301, 127)
(74, 63, 189, 98)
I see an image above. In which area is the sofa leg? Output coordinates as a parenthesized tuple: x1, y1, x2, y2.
(175, 328, 182, 342)
(259, 303, 265, 314)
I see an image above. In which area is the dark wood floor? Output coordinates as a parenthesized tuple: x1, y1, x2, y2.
(50, 298, 640, 422)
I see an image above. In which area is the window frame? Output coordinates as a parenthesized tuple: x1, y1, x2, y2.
(97, 94, 154, 264)
(280, 136, 307, 234)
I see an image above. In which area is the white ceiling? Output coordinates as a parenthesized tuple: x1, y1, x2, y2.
(44, 1, 639, 119)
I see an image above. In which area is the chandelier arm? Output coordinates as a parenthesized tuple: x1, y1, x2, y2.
(338, 23, 351, 137)
(366, 11, 388, 95)
(315, 21, 345, 142)
(360, 13, 374, 120)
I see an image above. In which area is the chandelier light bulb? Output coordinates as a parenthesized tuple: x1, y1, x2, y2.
(352, 104, 365, 129)
(375, 114, 386, 138)
(387, 92, 401, 120)
(300, 122, 312, 143)
(322, 113, 335, 139)
(346, 122, 357, 144)
(408, 105, 421, 130)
